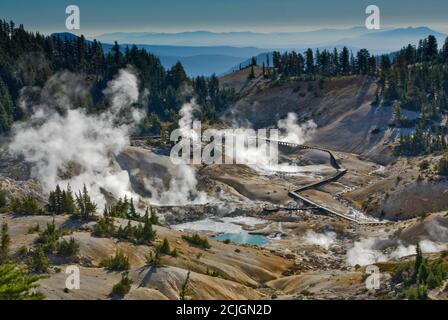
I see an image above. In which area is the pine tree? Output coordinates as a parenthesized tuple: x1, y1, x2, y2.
(179, 271, 191, 300)
(0, 263, 44, 300)
(75, 185, 97, 220)
(340, 47, 350, 75)
(27, 246, 50, 273)
(332, 48, 339, 74)
(305, 48, 314, 74)
(426, 270, 440, 289)
(251, 56, 257, 66)
(55, 185, 62, 214)
(46, 191, 57, 214)
(142, 218, 156, 243)
(0, 222, 10, 264)
(149, 207, 159, 225)
(129, 198, 137, 219)
(417, 260, 428, 285)
(248, 65, 255, 80)
(61, 185, 77, 215)
(393, 102, 402, 124)
(0, 76, 14, 132)
(442, 37, 448, 62)
(0, 189, 7, 209)
(437, 157, 448, 176)
(158, 237, 171, 255)
(414, 242, 423, 282)
(168, 62, 187, 89)
(424, 35, 438, 60)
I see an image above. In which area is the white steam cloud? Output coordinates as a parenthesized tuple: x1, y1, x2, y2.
(278, 113, 317, 144)
(9, 68, 143, 208)
(346, 238, 448, 266)
(233, 112, 317, 174)
(303, 230, 337, 249)
(144, 100, 209, 205)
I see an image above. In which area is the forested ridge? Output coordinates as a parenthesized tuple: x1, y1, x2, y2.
(1, 20, 448, 157)
(269, 35, 448, 156)
(0, 20, 235, 134)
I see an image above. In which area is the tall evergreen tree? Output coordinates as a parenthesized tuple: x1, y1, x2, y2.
(340, 47, 350, 75)
(75, 185, 97, 220)
(305, 48, 314, 74)
(0, 222, 10, 264)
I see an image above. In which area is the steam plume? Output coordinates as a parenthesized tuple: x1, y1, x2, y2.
(9, 68, 143, 208)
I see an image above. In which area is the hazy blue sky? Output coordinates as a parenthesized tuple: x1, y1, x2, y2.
(2, 0, 448, 35)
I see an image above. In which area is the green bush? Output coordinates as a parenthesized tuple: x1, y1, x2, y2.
(27, 224, 40, 234)
(403, 285, 428, 300)
(94, 212, 157, 245)
(116, 219, 156, 245)
(93, 216, 116, 237)
(57, 238, 80, 257)
(179, 271, 192, 300)
(392, 243, 448, 295)
(46, 185, 78, 215)
(157, 238, 178, 257)
(158, 238, 171, 254)
(9, 196, 42, 215)
(148, 207, 160, 225)
(419, 160, 430, 171)
(111, 273, 132, 298)
(0, 262, 45, 300)
(182, 234, 211, 249)
(26, 246, 50, 273)
(103, 196, 135, 219)
(37, 218, 66, 253)
(100, 251, 130, 271)
(75, 185, 97, 220)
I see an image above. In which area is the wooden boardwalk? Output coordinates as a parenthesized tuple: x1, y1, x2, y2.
(265, 139, 387, 225)
(130, 135, 387, 225)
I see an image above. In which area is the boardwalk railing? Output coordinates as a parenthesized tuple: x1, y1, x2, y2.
(265, 139, 386, 225)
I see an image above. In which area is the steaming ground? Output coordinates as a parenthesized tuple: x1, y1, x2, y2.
(6, 71, 213, 208)
(5, 65, 323, 210)
(8, 68, 143, 208)
(3, 68, 448, 299)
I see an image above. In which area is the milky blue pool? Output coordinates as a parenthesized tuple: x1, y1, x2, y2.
(212, 233, 270, 247)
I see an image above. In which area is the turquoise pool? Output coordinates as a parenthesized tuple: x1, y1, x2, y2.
(212, 233, 270, 247)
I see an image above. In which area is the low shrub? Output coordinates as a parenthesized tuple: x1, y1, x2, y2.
(57, 238, 80, 257)
(111, 273, 132, 298)
(9, 196, 43, 215)
(27, 246, 50, 273)
(100, 251, 130, 271)
(182, 234, 211, 249)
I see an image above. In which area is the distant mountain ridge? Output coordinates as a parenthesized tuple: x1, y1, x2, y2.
(95, 27, 373, 47)
(95, 26, 447, 51)
(52, 26, 447, 77)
